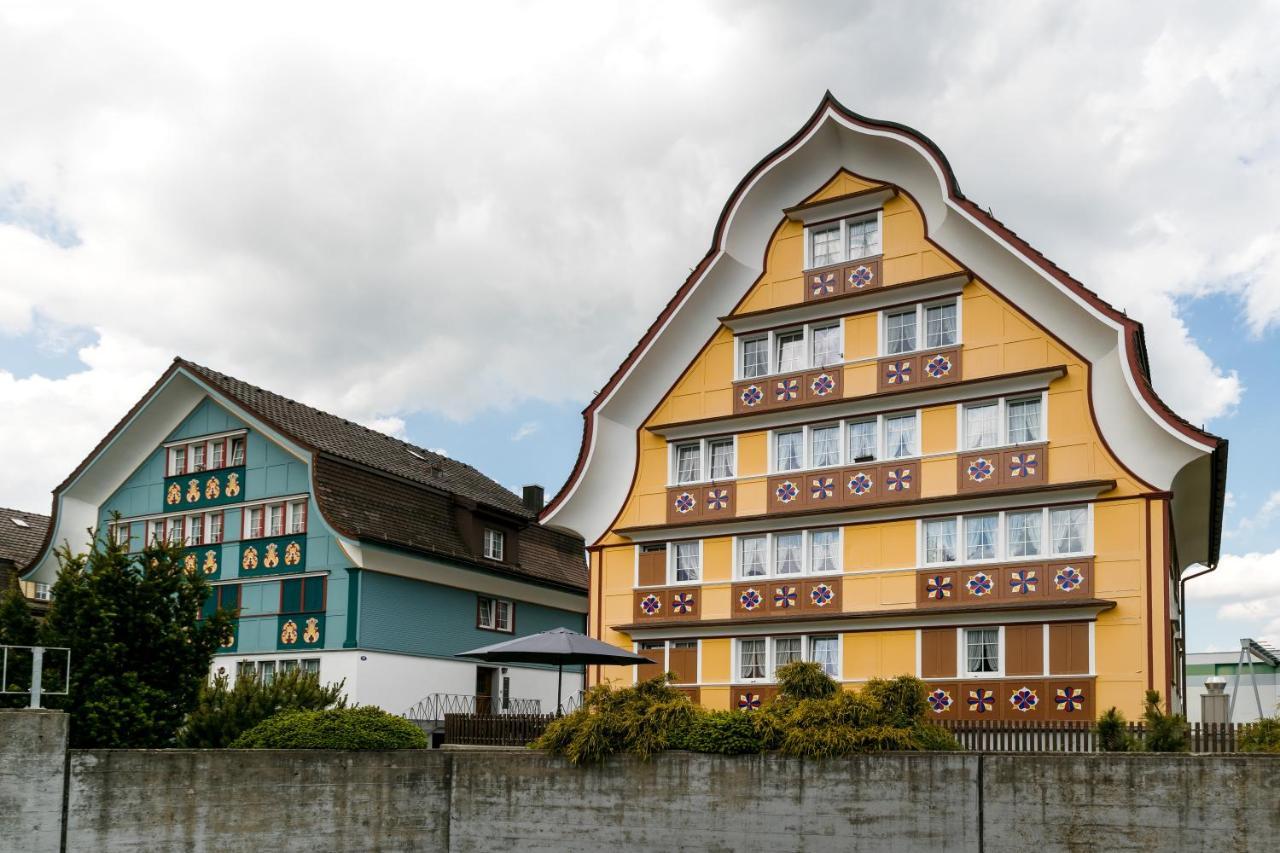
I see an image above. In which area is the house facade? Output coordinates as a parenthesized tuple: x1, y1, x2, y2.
(22, 360, 587, 714)
(0, 508, 51, 608)
(542, 95, 1227, 720)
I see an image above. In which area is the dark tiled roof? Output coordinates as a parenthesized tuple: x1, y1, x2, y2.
(0, 508, 50, 567)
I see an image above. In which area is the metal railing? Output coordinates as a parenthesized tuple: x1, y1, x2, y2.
(402, 692, 542, 722)
(1, 645, 71, 709)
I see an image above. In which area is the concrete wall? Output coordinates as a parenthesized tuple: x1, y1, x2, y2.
(5, 712, 1280, 852)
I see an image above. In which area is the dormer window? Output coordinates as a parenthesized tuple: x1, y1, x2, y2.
(483, 528, 505, 561)
(805, 213, 881, 269)
(164, 431, 247, 475)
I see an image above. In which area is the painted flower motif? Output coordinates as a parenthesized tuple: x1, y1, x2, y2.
(1055, 687, 1085, 713)
(925, 354, 953, 378)
(968, 688, 995, 714)
(205, 476, 221, 500)
(183, 553, 198, 575)
(166, 483, 182, 505)
(280, 619, 298, 645)
(774, 586, 798, 609)
(738, 692, 762, 711)
(810, 477, 835, 500)
(640, 594, 662, 616)
(241, 546, 259, 571)
(1009, 687, 1039, 713)
(706, 488, 729, 511)
(775, 377, 801, 402)
(263, 543, 280, 569)
(810, 583, 834, 607)
(302, 617, 320, 644)
(1054, 566, 1084, 592)
(774, 481, 799, 504)
(810, 373, 836, 396)
(967, 457, 995, 483)
(203, 550, 218, 575)
(1008, 452, 1038, 479)
(225, 473, 241, 498)
(926, 575, 953, 600)
(966, 572, 993, 597)
(810, 271, 837, 297)
(740, 384, 764, 408)
(847, 472, 874, 496)
(848, 265, 874, 289)
(674, 492, 697, 514)
(885, 468, 912, 492)
(1009, 569, 1037, 595)
(672, 592, 695, 615)
(186, 478, 201, 503)
(927, 689, 953, 713)
(284, 541, 302, 566)
(885, 360, 912, 385)
(739, 588, 762, 611)
(220, 630, 236, 649)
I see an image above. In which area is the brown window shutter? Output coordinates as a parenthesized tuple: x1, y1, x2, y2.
(638, 546, 667, 586)
(1005, 624, 1045, 676)
(920, 628, 956, 678)
(636, 642, 665, 683)
(667, 643, 698, 684)
(1049, 622, 1090, 674)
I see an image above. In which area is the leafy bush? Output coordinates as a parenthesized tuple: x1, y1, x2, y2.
(683, 711, 763, 755)
(1140, 690, 1189, 753)
(1096, 707, 1135, 752)
(775, 661, 839, 701)
(1238, 717, 1280, 753)
(178, 669, 348, 748)
(231, 706, 427, 749)
(530, 676, 697, 765)
(862, 677, 928, 728)
(910, 721, 962, 751)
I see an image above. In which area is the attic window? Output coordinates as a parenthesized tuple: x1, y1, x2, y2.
(11, 518, 29, 528)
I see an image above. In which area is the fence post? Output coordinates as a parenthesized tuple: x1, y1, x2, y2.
(28, 646, 43, 710)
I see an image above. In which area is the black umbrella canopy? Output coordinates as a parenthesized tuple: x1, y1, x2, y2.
(457, 627, 655, 665)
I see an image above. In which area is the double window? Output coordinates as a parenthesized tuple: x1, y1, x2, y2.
(280, 575, 325, 613)
(772, 413, 918, 473)
(242, 658, 321, 685)
(737, 322, 843, 380)
(166, 431, 247, 476)
(882, 299, 959, 355)
(244, 500, 308, 540)
(806, 213, 881, 269)
(737, 635, 841, 681)
(920, 505, 1090, 567)
(962, 395, 1045, 450)
(736, 529, 841, 578)
(146, 511, 226, 547)
(670, 437, 736, 485)
(478, 596, 514, 632)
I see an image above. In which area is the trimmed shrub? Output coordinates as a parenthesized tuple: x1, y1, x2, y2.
(1096, 707, 1135, 752)
(862, 676, 928, 728)
(684, 711, 763, 755)
(775, 661, 839, 701)
(1238, 717, 1280, 754)
(910, 721, 962, 751)
(529, 676, 697, 765)
(231, 706, 427, 749)
(1140, 690, 1189, 753)
(179, 670, 347, 748)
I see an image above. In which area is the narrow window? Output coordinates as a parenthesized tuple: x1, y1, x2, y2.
(171, 446, 186, 476)
(809, 636, 840, 678)
(1007, 397, 1042, 444)
(775, 329, 806, 374)
(773, 637, 802, 671)
(674, 443, 702, 484)
(208, 513, 224, 544)
(810, 224, 842, 267)
(811, 324, 841, 367)
(847, 419, 877, 462)
(301, 659, 320, 675)
(965, 628, 1000, 675)
(166, 517, 184, 545)
(230, 437, 246, 466)
(494, 599, 513, 632)
(708, 439, 734, 480)
(248, 507, 265, 539)
(1006, 510, 1043, 558)
(258, 660, 276, 685)
(210, 440, 225, 469)
(925, 302, 958, 347)
(965, 514, 999, 561)
(191, 444, 206, 472)
(885, 310, 917, 355)
(740, 336, 769, 379)
(483, 528, 505, 561)
(810, 530, 840, 573)
(774, 533, 803, 575)
(846, 216, 880, 260)
(739, 638, 767, 680)
(739, 536, 767, 578)
(289, 501, 308, 535)
(268, 505, 284, 537)
(964, 402, 999, 450)
(774, 430, 803, 472)
(924, 518, 958, 564)
(33, 582, 51, 602)
(1049, 506, 1088, 555)
(187, 514, 204, 546)
(884, 413, 917, 460)
(477, 597, 495, 629)
(148, 519, 165, 544)
(810, 424, 841, 468)
(112, 522, 131, 547)
(673, 542, 700, 583)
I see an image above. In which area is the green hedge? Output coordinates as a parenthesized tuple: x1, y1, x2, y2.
(683, 711, 763, 755)
(231, 706, 428, 749)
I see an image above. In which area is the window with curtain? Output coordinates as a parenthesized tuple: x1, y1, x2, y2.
(964, 402, 999, 449)
(965, 514, 998, 561)
(884, 414, 917, 459)
(739, 639, 767, 680)
(675, 444, 701, 484)
(674, 542, 700, 582)
(1007, 397, 1042, 444)
(811, 325, 841, 367)
(810, 636, 839, 677)
(774, 637, 802, 670)
(847, 419, 877, 461)
(810, 530, 840, 573)
(739, 536, 767, 577)
(1050, 506, 1088, 554)
(776, 330, 806, 374)
(741, 337, 769, 379)
(966, 628, 1000, 674)
(810, 425, 841, 468)
(775, 430, 803, 471)
(775, 533, 803, 575)
(1007, 510, 1043, 558)
(925, 302, 958, 347)
(924, 518, 958, 564)
(811, 225, 842, 267)
(709, 439, 734, 480)
(885, 310, 917, 355)
(847, 217, 880, 259)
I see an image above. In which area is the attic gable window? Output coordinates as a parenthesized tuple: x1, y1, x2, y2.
(805, 213, 882, 270)
(165, 431, 247, 476)
(483, 528, 505, 561)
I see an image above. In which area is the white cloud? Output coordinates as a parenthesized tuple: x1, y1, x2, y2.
(1188, 550, 1280, 645)
(511, 422, 539, 442)
(0, 1, 1274, 508)
(361, 417, 407, 439)
(1226, 490, 1280, 539)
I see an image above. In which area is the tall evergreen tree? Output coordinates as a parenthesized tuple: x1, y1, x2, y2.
(0, 575, 38, 707)
(39, 525, 233, 747)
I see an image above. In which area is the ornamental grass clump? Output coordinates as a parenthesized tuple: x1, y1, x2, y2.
(1139, 690, 1189, 753)
(683, 711, 764, 755)
(530, 676, 698, 765)
(1238, 717, 1280, 753)
(1095, 706, 1136, 752)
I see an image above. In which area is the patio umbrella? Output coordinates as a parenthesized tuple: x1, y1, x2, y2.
(457, 627, 654, 714)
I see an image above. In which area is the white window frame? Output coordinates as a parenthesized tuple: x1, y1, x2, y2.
(916, 504, 1094, 567)
(959, 393, 1049, 451)
(733, 321, 847, 381)
(802, 211, 883, 269)
(243, 500, 308, 541)
(734, 633, 845, 683)
(959, 626, 1005, 678)
(667, 436, 738, 487)
(32, 582, 52, 602)
(731, 528, 844, 579)
(483, 528, 505, 561)
(767, 412, 920, 475)
(288, 501, 308, 535)
(668, 540, 704, 585)
(478, 595, 514, 633)
(877, 297, 962, 357)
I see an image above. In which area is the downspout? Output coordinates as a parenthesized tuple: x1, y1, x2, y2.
(1177, 440, 1228, 715)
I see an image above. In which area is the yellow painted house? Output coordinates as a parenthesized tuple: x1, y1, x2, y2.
(542, 95, 1227, 720)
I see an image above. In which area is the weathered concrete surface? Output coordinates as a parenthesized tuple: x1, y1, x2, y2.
(983, 753, 1280, 853)
(448, 750, 979, 853)
(0, 710, 67, 853)
(65, 749, 451, 853)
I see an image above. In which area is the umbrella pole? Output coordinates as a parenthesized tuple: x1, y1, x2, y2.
(556, 664, 564, 716)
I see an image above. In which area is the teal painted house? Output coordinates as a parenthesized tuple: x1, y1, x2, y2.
(23, 359, 588, 714)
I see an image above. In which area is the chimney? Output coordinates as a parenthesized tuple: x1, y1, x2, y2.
(1202, 677, 1229, 725)
(522, 484, 545, 513)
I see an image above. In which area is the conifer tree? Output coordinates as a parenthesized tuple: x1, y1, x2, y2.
(0, 575, 38, 707)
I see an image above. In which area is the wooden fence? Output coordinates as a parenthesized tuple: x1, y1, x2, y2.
(443, 713, 556, 747)
(938, 719, 1253, 753)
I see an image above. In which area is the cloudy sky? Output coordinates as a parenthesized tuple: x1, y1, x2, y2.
(2, 2, 1278, 651)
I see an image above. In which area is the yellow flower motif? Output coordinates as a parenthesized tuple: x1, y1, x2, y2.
(284, 541, 302, 566)
(302, 617, 320, 644)
(166, 483, 181, 505)
(220, 630, 235, 649)
(280, 619, 298, 645)
(263, 543, 280, 569)
(225, 473, 240, 497)
(183, 553, 197, 575)
(202, 550, 218, 575)
(205, 476, 221, 500)
(186, 478, 200, 503)
(241, 546, 259, 571)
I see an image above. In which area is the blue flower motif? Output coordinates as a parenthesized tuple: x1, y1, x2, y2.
(925, 354, 952, 378)
(1009, 452, 1037, 478)
(967, 457, 994, 482)
(810, 271, 837, 297)
(810, 477, 835, 500)
(810, 373, 836, 396)
(810, 584, 834, 606)
(706, 488, 729, 511)
(1009, 687, 1039, 712)
(886, 361, 912, 385)
(640, 594, 662, 616)
(674, 492, 696, 514)
(848, 265, 874, 288)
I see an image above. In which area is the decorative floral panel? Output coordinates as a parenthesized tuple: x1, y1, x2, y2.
(916, 558, 1094, 607)
(664, 483, 736, 525)
(162, 465, 247, 512)
(802, 257, 883, 303)
(929, 677, 1095, 721)
(801, 578, 841, 613)
(919, 348, 961, 386)
(729, 684, 779, 710)
(182, 546, 223, 581)
(959, 443, 1048, 492)
(239, 535, 307, 578)
(731, 367, 843, 415)
(925, 683, 959, 717)
(276, 613, 325, 651)
(731, 582, 769, 618)
(632, 587, 700, 621)
(215, 620, 238, 654)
